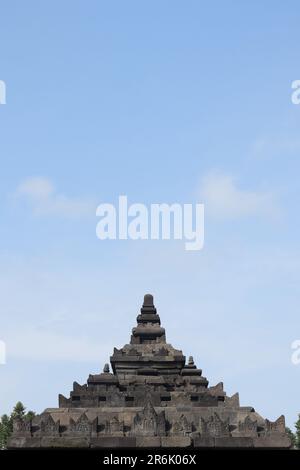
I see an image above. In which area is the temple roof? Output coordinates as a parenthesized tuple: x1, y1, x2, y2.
(8, 293, 291, 449)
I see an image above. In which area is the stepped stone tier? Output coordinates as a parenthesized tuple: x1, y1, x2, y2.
(9, 294, 291, 448)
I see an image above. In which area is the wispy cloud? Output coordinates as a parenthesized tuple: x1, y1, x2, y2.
(15, 177, 95, 218)
(199, 171, 280, 220)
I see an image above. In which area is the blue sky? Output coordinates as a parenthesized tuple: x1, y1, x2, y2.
(0, 1, 300, 429)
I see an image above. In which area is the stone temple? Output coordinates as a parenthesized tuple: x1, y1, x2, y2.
(9, 294, 291, 448)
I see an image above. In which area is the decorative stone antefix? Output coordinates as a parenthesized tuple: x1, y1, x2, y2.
(237, 416, 258, 437)
(208, 382, 224, 397)
(172, 414, 192, 436)
(12, 417, 32, 436)
(8, 294, 292, 448)
(224, 392, 240, 408)
(132, 400, 166, 437)
(68, 413, 96, 436)
(106, 416, 124, 436)
(201, 413, 230, 438)
(265, 415, 286, 435)
(39, 413, 60, 436)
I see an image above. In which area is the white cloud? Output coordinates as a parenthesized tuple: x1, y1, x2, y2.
(16, 177, 95, 218)
(18, 177, 54, 199)
(199, 171, 279, 220)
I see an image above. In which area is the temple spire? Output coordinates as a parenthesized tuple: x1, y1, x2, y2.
(130, 294, 166, 344)
(140, 294, 157, 315)
(136, 294, 161, 324)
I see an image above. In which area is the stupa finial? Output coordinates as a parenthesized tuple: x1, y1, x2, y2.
(143, 293, 154, 307)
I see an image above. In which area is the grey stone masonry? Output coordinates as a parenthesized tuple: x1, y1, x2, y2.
(8, 294, 291, 448)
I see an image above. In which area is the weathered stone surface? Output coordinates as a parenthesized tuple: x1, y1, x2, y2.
(90, 437, 136, 447)
(193, 436, 216, 447)
(40, 437, 89, 448)
(8, 294, 292, 449)
(8, 437, 42, 448)
(161, 436, 192, 447)
(253, 434, 292, 448)
(215, 437, 254, 448)
(136, 436, 161, 447)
